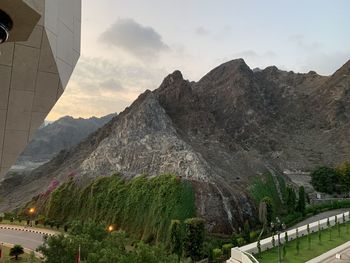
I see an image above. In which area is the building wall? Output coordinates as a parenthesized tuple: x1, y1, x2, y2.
(0, 0, 81, 177)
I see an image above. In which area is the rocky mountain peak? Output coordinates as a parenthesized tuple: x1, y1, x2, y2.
(158, 70, 184, 89)
(3, 59, 350, 235)
(199, 58, 252, 83)
(331, 59, 350, 77)
(263, 65, 279, 73)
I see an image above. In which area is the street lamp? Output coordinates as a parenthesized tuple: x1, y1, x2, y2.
(271, 217, 286, 263)
(108, 225, 114, 233)
(28, 207, 35, 227)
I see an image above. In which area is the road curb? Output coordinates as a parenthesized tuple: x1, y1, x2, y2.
(0, 224, 57, 236)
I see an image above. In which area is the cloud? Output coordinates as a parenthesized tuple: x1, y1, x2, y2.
(47, 56, 167, 121)
(288, 34, 323, 51)
(99, 18, 169, 59)
(99, 79, 125, 92)
(195, 26, 210, 36)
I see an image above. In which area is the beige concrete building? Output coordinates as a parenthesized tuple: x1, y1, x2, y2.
(0, 0, 81, 177)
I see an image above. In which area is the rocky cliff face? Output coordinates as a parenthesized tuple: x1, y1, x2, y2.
(1, 59, 350, 234)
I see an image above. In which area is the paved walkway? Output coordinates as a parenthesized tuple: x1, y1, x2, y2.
(306, 241, 350, 263)
(290, 209, 349, 229)
(323, 248, 350, 263)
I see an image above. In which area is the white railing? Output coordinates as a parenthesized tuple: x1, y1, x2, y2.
(227, 211, 350, 263)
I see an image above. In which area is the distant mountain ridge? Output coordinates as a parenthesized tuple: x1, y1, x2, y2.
(2, 58, 350, 234)
(13, 114, 116, 169)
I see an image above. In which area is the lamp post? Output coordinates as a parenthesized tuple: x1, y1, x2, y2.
(271, 217, 286, 263)
(28, 207, 35, 227)
(108, 225, 114, 233)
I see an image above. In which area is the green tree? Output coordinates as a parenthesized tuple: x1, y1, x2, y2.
(318, 221, 322, 244)
(123, 242, 178, 263)
(9, 245, 24, 260)
(284, 187, 297, 213)
(169, 220, 182, 259)
(183, 218, 206, 261)
(38, 221, 178, 263)
(337, 162, 350, 191)
(311, 167, 339, 194)
(261, 197, 274, 226)
(297, 186, 306, 215)
(307, 224, 311, 249)
(284, 232, 288, 244)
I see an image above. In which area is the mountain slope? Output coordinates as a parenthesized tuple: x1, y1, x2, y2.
(12, 114, 115, 169)
(2, 59, 350, 234)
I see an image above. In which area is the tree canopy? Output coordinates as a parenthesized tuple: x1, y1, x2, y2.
(38, 220, 179, 263)
(311, 167, 340, 194)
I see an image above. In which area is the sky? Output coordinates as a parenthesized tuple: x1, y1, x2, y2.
(47, 0, 350, 121)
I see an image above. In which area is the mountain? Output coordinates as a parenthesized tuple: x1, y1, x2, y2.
(10, 114, 116, 171)
(1, 59, 350, 234)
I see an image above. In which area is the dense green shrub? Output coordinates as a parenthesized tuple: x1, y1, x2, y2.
(38, 220, 178, 263)
(46, 174, 196, 242)
(249, 173, 283, 211)
(212, 248, 222, 263)
(284, 187, 296, 213)
(311, 167, 340, 194)
(183, 218, 206, 261)
(297, 186, 306, 215)
(237, 237, 245, 246)
(337, 162, 350, 191)
(169, 220, 182, 258)
(222, 243, 233, 257)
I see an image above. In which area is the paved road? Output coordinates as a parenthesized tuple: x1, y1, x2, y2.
(290, 208, 349, 229)
(0, 228, 46, 250)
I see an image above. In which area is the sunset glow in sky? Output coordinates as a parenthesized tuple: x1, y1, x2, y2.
(47, 0, 350, 121)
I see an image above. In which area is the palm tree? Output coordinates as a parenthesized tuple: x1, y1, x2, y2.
(9, 245, 24, 260)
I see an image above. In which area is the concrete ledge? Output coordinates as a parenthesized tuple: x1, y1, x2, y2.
(306, 241, 350, 263)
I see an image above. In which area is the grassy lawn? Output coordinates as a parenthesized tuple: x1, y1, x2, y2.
(258, 223, 350, 263)
(0, 246, 42, 262)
